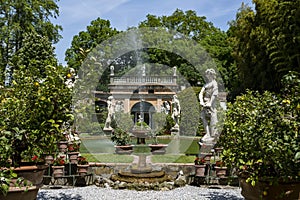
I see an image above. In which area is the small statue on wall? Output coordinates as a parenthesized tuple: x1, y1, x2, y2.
(110, 65, 114, 76)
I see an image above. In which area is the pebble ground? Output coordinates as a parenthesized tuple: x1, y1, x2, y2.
(37, 185, 244, 200)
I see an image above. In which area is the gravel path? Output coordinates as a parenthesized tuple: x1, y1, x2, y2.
(37, 185, 244, 200)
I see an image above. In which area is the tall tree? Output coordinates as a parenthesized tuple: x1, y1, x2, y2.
(139, 9, 236, 90)
(0, 0, 61, 84)
(229, 0, 300, 93)
(12, 32, 58, 77)
(67, 10, 234, 92)
(65, 18, 119, 72)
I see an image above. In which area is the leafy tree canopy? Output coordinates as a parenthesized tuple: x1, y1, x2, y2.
(65, 10, 234, 92)
(139, 9, 236, 91)
(0, 0, 61, 84)
(229, 0, 300, 93)
(65, 18, 119, 72)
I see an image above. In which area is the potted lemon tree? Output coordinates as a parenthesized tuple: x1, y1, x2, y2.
(111, 112, 134, 154)
(0, 33, 73, 199)
(219, 72, 300, 200)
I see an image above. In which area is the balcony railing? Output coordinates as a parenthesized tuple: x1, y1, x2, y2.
(111, 76, 176, 84)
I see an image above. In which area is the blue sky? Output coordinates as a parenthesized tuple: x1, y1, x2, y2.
(52, 0, 253, 65)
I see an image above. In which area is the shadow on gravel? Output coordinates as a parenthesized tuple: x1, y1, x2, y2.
(37, 191, 84, 200)
(208, 191, 244, 200)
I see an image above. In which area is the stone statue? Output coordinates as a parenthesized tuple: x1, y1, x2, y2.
(199, 68, 218, 143)
(160, 104, 166, 113)
(173, 66, 177, 76)
(162, 101, 170, 114)
(171, 95, 181, 129)
(110, 65, 114, 76)
(115, 100, 124, 112)
(138, 114, 143, 123)
(104, 95, 115, 130)
(142, 64, 146, 76)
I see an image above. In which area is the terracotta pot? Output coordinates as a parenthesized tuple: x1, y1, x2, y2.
(67, 142, 80, 152)
(203, 153, 213, 163)
(148, 144, 168, 155)
(52, 165, 65, 178)
(57, 140, 68, 152)
(77, 164, 89, 176)
(115, 145, 133, 154)
(0, 185, 39, 200)
(240, 178, 300, 200)
(214, 147, 224, 155)
(1, 164, 48, 200)
(68, 152, 79, 164)
(195, 165, 206, 177)
(44, 154, 54, 165)
(214, 166, 227, 177)
(14, 164, 48, 186)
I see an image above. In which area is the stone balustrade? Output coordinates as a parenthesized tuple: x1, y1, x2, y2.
(111, 76, 175, 84)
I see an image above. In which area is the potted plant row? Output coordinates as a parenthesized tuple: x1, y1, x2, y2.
(51, 155, 89, 177)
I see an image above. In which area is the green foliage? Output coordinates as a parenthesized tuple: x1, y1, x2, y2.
(65, 18, 119, 72)
(0, 169, 15, 196)
(0, 31, 72, 168)
(0, 64, 72, 165)
(219, 72, 300, 185)
(152, 112, 173, 136)
(0, 0, 61, 83)
(110, 127, 131, 146)
(69, 10, 233, 93)
(139, 9, 236, 91)
(114, 112, 134, 132)
(12, 32, 58, 76)
(84, 122, 103, 135)
(110, 113, 133, 146)
(177, 87, 201, 136)
(229, 1, 300, 93)
(77, 156, 88, 165)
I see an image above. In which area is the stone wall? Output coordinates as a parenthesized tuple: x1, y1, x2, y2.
(89, 162, 195, 184)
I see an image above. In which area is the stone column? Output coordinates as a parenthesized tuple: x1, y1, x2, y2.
(124, 98, 130, 113)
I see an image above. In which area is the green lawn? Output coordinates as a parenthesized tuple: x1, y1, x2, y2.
(79, 136, 200, 164)
(79, 136, 200, 155)
(81, 153, 195, 164)
(151, 154, 195, 163)
(81, 153, 134, 163)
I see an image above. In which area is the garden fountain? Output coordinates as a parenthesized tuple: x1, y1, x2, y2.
(109, 31, 174, 183)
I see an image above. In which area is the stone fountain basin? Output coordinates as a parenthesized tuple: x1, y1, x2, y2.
(111, 170, 173, 183)
(130, 129, 150, 138)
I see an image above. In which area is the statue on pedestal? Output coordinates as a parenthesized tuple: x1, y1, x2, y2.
(171, 95, 181, 130)
(104, 96, 115, 130)
(199, 69, 219, 144)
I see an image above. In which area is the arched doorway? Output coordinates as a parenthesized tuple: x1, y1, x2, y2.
(131, 101, 156, 128)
